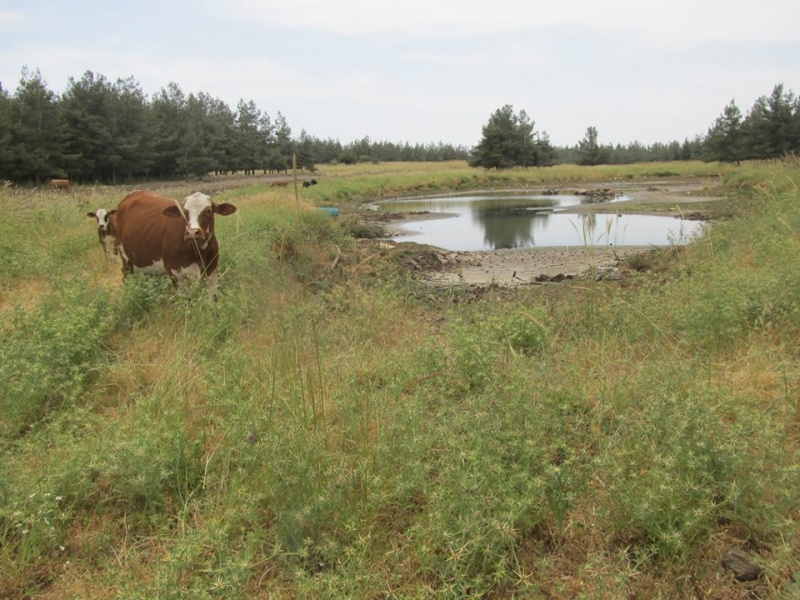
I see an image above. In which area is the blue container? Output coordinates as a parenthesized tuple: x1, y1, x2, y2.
(319, 206, 340, 218)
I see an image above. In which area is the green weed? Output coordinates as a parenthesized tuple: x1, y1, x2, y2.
(0, 280, 114, 441)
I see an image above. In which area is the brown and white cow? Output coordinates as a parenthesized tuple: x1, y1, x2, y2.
(114, 191, 237, 298)
(49, 178, 71, 191)
(87, 208, 118, 258)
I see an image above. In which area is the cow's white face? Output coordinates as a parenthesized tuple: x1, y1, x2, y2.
(183, 192, 213, 235)
(163, 192, 214, 247)
(162, 192, 237, 249)
(88, 208, 113, 231)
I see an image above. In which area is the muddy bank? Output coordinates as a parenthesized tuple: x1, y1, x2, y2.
(419, 246, 650, 287)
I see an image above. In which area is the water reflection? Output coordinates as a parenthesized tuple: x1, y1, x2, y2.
(383, 192, 704, 251)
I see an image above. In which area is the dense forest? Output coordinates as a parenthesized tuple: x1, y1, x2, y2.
(0, 69, 469, 185)
(0, 67, 797, 184)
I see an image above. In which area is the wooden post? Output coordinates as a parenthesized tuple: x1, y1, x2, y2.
(293, 154, 299, 205)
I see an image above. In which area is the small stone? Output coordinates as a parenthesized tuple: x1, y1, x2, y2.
(721, 547, 762, 582)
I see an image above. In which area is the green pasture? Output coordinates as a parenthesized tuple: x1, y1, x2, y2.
(1, 160, 799, 598)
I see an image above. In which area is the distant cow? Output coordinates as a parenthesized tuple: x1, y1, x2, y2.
(302, 179, 318, 188)
(49, 179, 71, 191)
(114, 191, 237, 298)
(87, 208, 118, 258)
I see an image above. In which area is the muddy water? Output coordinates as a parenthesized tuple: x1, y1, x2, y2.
(383, 193, 704, 251)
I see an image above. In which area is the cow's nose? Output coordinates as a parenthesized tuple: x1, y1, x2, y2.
(186, 228, 203, 240)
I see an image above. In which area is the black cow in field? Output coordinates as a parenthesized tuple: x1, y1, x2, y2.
(302, 179, 318, 188)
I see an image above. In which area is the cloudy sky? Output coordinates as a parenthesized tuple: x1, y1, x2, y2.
(2, 0, 799, 148)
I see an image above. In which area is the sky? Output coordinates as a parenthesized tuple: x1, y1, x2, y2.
(1, 0, 799, 149)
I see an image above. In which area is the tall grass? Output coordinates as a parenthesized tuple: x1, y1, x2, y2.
(1, 161, 799, 598)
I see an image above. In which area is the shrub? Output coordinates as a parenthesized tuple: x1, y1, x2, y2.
(600, 371, 797, 561)
(0, 281, 114, 441)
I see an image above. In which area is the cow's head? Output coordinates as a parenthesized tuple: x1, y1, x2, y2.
(87, 208, 116, 232)
(162, 192, 237, 248)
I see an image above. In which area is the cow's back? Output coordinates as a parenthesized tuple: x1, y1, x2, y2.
(116, 191, 184, 271)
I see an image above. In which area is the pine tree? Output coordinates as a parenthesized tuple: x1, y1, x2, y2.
(256, 112, 275, 174)
(471, 105, 554, 169)
(744, 84, 797, 159)
(515, 110, 538, 168)
(765, 84, 796, 157)
(150, 82, 188, 178)
(295, 129, 315, 172)
(207, 98, 237, 175)
(111, 76, 154, 181)
(236, 99, 262, 175)
(180, 92, 216, 177)
(576, 126, 610, 166)
(6, 68, 66, 184)
(704, 100, 744, 163)
(61, 71, 117, 182)
(0, 83, 13, 180)
(470, 105, 518, 169)
(274, 112, 293, 169)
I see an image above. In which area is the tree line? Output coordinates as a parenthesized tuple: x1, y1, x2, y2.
(0, 68, 470, 185)
(470, 83, 799, 169)
(703, 84, 800, 163)
(1, 66, 797, 184)
(467, 106, 704, 170)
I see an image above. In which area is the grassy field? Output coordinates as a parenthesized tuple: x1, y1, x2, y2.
(1, 160, 799, 598)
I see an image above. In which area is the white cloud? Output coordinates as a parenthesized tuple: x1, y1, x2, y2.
(222, 0, 800, 44)
(1, 44, 102, 89)
(404, 41, 550, 71)
(2, 0, 798, 147)
(0, 8, 22, 26)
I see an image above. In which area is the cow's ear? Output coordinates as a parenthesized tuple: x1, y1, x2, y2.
(163, 205, 184, 218)
(109, 209, 117, 215)
(87, 212, 96, 218)
(214, 203, 237, 216)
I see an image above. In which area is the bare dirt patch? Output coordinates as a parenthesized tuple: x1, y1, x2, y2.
(419, 246, 651, 287)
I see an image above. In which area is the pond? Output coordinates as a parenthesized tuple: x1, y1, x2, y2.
(381, 192, 705, 251)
